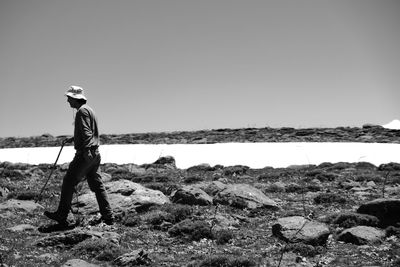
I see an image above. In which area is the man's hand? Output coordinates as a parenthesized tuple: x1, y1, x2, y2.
(63, 137, 74, 144)
(83, 149, 94, 162)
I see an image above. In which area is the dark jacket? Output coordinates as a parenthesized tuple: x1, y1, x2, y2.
(74, 104, 100, 151)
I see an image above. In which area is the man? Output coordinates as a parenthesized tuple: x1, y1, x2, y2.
(44, 86, 114, 225)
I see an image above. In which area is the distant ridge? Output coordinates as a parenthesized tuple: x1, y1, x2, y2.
(1, 125, 400, 148)
(382, 119, 400, 130)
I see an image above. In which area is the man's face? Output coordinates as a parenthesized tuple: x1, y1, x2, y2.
(67, 96, 78, 108)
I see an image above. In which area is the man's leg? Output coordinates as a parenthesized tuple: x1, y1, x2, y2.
(45, 153, 88, 223)
(86, 151, 113, 224)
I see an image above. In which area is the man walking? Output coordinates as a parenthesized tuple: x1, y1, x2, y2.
(44, 86, 113, 225)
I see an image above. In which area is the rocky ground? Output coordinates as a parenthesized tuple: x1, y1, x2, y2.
(0, 126, 400, 267)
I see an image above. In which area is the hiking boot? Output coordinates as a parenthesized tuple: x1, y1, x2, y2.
(44, 211, 68, 226)
(102, 216, 114, 225)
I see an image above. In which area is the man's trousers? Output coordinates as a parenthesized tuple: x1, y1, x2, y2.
(56, 148, 113, 220)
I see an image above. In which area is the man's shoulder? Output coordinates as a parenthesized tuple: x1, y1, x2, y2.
(77, 104, 94, 115)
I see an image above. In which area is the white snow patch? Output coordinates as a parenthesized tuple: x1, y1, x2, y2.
(0, 142, 399, 169)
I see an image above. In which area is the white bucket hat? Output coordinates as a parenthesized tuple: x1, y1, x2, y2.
(65, 86, 87, 100)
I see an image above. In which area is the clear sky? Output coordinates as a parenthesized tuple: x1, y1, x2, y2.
(1, 0, 399, 138)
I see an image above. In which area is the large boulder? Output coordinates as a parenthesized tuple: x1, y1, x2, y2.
(357, 198, 400, 227)
(272, 216, 331, 246)
(214, 183, 279, 210)
(74, 180, 170, 214)
(337, 226, 385, 245)
(171, 185, 213, 206)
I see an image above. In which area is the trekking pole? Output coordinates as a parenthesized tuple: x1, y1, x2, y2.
(35, 139, 67, 203)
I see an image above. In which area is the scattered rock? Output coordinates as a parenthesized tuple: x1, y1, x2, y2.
(145, 156, 176, 169)
(337, 226, 385, 245)
(171, 185, 213, 206)
(212, 213, 240, 230)
(0, 199, 43, 213)
(272, 216, 331, 246)
(61, 259, 100, 267)
(214, 183, 279, 210)
(7, 224, 36, 232)
(101, 172, 112, 182)
(3, 127, 400, 266)
(186, 163, 215, 172)
(74, 179, 170, 214)
(0, 186, 9, 199)
(113, 249, 151, 266)
(37, 253, 59, 262)
(35, 229, 93, 247)
(223, 165, 249, 176)
(203, 181, 228, 196)
(329, 212, 379, 228)
(34, 229, 120, 247)
(357, 198, 400, 227)
(340, 181, 361, 189)
(60, 162, 70, 171)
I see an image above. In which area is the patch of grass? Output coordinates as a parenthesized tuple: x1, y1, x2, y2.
(168, 219, 213, 241)
(314, 192, 347, 204)
(354, 173, 383, 183)
(283, 243, 325, 257)
(188, 255, 257, 267)
(72, 238, 123, 261)
(223, 165, 249, 176)
(157, 203, 193, 223)
(132, 204, 194, 229)
(257, 172, 283, 182)
(7, 190, 37, 200)
(145, 182, 179, 196)
(141, 210, 174, 229)
(325, 162, 352, 171)
(315, 172, 339, 182)
(265, 183, 285, 193)
(184, 175, 205, 184)
(306, 183, 322, 192)
(109, 169, 135, 181)
(1, 169, 25, 180)
(214, 229, 234, 245)
(386, 226, 400, 238)
(285, 183, 303, 193)
(121, 211, 140, 227)
(332, 212, 379, 228)
(388, 174, 400, 185)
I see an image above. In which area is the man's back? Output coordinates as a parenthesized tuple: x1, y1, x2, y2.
(74, 104, 100, 151)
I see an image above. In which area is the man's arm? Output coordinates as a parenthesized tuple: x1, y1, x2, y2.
(76, 108, 95, 161)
